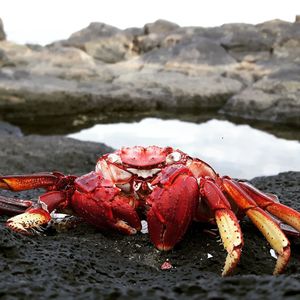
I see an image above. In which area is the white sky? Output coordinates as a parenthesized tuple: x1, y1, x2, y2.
(1, 0, 299, 45)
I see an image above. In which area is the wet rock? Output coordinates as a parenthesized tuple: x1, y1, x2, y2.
(221, 77, 300, 126)
(115, 70, 243, 109)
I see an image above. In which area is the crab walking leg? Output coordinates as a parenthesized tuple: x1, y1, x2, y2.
(0, 195, 32, 216)
(200, 178, 243, 276)
(238, 181, 300, 233)
(222, 178, 290, 275)
(215, 210, 243, 276)
(0, 173, 61, 191)
(6, 191, 69, 234)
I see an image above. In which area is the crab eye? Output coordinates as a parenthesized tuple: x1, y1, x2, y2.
(166, 151, 181, 164)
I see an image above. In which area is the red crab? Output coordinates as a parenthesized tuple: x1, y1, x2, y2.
(0, 146, 299, 276)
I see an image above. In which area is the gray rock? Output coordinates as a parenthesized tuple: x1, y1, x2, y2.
(67, 22, 122, 45)
(50, 22, 136, 63)
(0, 48, 9, 67)
(134, 33, 162, 53)
(115, 70, 243, 109)
(257, 20, 300, 63)
(0, 41, 114, 81)
(221, 23, 274, 51)
(84, 34, 136, 63)
(0, 18, 5, 41)
(0, 18, 300, 129)
(256, 19, 300, 44)
(221, 77, 300, 126)
(144, 19, 179, 34)
(141, 37, 236, 66)
(0, 121, 22, 136)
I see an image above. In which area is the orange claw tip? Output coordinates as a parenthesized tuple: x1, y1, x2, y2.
(221, 248, 242, 276)
(155, 243, 173, 252)
(6, 208, 52, 235)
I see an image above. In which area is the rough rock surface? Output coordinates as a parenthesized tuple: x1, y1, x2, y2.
(0, 18, 300, 130)
(0, 126, 300, 299)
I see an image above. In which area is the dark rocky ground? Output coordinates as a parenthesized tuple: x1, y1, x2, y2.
(0, 122, 300, 299)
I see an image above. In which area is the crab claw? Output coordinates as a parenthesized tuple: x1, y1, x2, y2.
(6, 207, 51, 235)
(147, 165, 199, 251)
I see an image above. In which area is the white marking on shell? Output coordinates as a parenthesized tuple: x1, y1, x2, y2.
(96, 159, 132, 183)
(95, 161, 102, 173)
(133, 182, 142, 191)
(95, 160, 112, 180)
(147, 182, 154, 191)
(38, 199, 49, 212)
(127, 168, 161, 178)
(107, 153, 122, 164)
(141, 220, 148, 234)
(270, 249, 278, 259)
(207, 253, 213, 259)
(109, 164, 132, 182)
(50, 212, 69, 220)
(166, 151, 181, 164)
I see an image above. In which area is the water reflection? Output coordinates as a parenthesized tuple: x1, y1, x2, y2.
(69, 118, 300, 179)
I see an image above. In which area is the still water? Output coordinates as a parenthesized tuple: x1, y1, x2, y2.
(69, 118, 300, 179)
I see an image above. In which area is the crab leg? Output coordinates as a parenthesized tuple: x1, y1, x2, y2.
(238, 181, 300, 233)
(0, 173, 61, 191)
(0, 173, 76, 234)
(200, 178, 243, 276)
(5, 190, 70, 235)
(222, 178, 290, 275)
(0, 195, 32, 216)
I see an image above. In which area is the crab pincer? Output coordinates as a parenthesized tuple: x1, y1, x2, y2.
(147, 165, 199, 251)
(6, 207, 51, 235)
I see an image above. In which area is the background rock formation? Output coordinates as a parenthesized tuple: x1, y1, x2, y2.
(0, 18, 299, 130)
